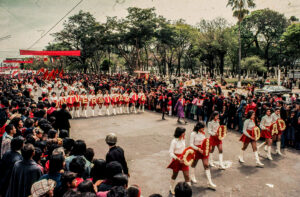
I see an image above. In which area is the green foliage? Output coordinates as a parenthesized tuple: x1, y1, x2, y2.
(281, 23, 300, 62)
(241, 55, 266, 73)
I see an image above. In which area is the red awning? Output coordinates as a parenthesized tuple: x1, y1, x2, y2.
(20, 50, 81, 56)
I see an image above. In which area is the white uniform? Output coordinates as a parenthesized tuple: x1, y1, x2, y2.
(190, 132, 205, 150)
(260, 115, 272, 130)
(271, 113, 280, 123)
(207, 120, 220, 136)
(243, 119, 256, 138)
(169, 138, 185, 159)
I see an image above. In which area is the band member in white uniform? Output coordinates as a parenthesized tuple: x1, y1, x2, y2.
(207, 111, 225, 169)
(258, 109, 273, 160)
(239, 110, 264, 167)
(271, 108, 282, 155)
(190, 122, 216, 188)
(167, 127, 190, 195)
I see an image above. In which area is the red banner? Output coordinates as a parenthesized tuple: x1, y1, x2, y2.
(20, 50, 81, 56)
(3, 60, 33, 63)
(0, 66, 19, 69)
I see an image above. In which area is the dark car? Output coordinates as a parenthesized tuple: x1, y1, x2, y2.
(254, 85, 291, 95)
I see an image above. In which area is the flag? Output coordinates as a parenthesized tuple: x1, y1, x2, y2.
(11, 70, 19, 78)
(48, 69, 55, 80)
(37, 67, 45, 75)
(43, 69, 48, 79)
(59, 69, 64, 78)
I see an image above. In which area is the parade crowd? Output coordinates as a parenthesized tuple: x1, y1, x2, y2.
(0, 72, 299, 197)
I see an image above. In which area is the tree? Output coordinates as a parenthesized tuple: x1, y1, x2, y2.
(51, 10, 101, 73)
(241, 9, 288, 70)
(241, 55, 266, 76)
(281, 23, 300, 73)
(227, 0, 256, 83)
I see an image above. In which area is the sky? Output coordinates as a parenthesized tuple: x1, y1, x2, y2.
(0, 0, 299, 62)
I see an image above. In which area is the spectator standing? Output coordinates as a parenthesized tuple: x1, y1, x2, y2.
(6, 143, 42, 197)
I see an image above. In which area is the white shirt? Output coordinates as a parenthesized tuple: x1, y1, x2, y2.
(190, 132, 205, 150)
(271, 113, 280, 123)
(243, 119, 256, 138)
(169, 138, 185, 159)
(260, 115, 272, 130)
(207, 120, 220, 136)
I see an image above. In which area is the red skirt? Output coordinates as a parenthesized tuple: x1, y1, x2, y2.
(167, 154, 189, 172)
(209, 135, 222, 146)
(89, 101, 96, 107)
(261, 126, 272, 139)
(139, 99, 146, 104)
(130, 99, 137, 104)
(111, 101, 117, 106)
(81, 103, 88, 107)
(118, 101, 124, 105)
(195, 146, 209, 160)
(104, 102, 110, 107)
(67, 103, 73, 108)
(240, 130, 253, 143)
(74, 102, 80, 107)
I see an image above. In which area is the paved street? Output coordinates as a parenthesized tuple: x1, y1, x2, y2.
(70, 111, 300, 197)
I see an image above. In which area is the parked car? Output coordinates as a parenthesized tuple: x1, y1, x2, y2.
(254, 85, 292, 95)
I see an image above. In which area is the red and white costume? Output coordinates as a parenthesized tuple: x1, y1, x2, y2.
(208, 120, 222, 146)
(167, 138, 189, 172)
(73, 95, 81, 108)
(80, 95, 88, 107)
(89, 94, 97, 107)
(138, 93, 146, 104)
(104, 94, 111, 107)
(67, 95, 74, 108)
(130, 92, 138, 104)
(271, 113, 281, 135)
(190, 131, 208, 160)
(59, 96, 67, 108)
(240, 119, 256, 144)
(49, 96, 58, 107)
(97, 94, 104, 106)
(260, 115, 272, 139)
(111, 94, 119, 106)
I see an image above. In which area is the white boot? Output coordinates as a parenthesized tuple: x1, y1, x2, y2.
(142, 105, 145, 112)
(72, 109, 75, 118)
(138, 106, 141, 112)
(92, 110, 95, 117)
(264, 145, 268, 152)
(169, 106, 172, 116)
(106, 109, 110, 116)
(98, 109, 102, 116)
(257, 142, 266, 150)
(134, 107, 137, 114)
(219, 153, 225, 169)
(127, 107, 130, 114)
(254, 151, 264, 167)
(119, 107, 123, 114)
(170, 179, 176, 195)
(190, 167, 197, 184)
(113, 108, 116, 116)
(209, 156, 215, 167)
(267, 146, 273, 160)
(239, 149, 245, 163)
(205, 169, 216, 189)
(84, 110, 87, 118)
(276, 141, 282, 155)
(76, 110, 80, 118)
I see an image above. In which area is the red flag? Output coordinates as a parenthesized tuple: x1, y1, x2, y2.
(55, 69, 59, 75)
(48, 69, 54, 79)
(20, 50, 81, 56)
(43, 69, 49, 79)
(59, 69, 64, 78)
(11, 70, 19, 78)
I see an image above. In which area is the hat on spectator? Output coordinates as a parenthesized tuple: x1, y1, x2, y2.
(31, 179, 56, 197)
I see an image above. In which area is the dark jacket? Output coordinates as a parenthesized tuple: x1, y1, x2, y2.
(55, 109, 72, 130)
(106, 146, 128, 175)
(0, 150, 22, 196)
(6, 159, 42, 197)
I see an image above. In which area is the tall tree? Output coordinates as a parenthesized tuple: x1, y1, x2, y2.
(227, 0, 256, 84)
(51, 10, 101, 73)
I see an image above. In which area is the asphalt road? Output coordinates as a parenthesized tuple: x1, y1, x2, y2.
(70, 111, 300, 197)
